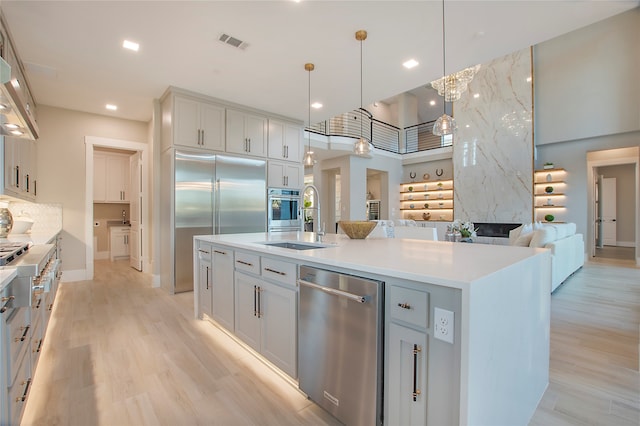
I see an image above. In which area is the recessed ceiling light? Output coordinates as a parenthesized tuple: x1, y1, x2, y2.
(123, 40, 140, 52)
(526, 76, 532, 82)
(429, 100, 436, 106)
(5, 123, 19, 129)
(473, 93, 480, 98)
(403, 59, 419, 69)
(311, 102, 323, 109)
(106, 104, 118, 111)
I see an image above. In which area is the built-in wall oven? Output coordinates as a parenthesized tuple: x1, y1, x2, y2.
(268, 188, 301, 232)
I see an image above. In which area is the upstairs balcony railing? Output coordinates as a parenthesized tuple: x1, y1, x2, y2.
(307, 109, 451, 155)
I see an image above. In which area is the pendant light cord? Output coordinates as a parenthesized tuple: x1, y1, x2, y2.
(442, 0, 446, 111)
(360, 36, 363, 140)
(308, 66, 311, 151)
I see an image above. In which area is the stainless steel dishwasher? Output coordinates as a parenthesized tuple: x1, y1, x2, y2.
(298, 265, 384, 426)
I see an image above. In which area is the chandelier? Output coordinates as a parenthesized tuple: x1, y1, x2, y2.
(430, 64, 480, 102)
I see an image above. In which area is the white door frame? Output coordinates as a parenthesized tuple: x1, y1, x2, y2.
(84, 136, 149, 279)
(586, 147, 639, 265)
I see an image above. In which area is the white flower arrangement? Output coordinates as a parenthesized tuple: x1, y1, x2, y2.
(451, 219, 478, 238)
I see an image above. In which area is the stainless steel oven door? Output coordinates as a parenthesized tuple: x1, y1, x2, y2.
(268, 188, 301, 231)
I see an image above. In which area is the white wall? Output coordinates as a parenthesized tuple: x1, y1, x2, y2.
(36, 105, 148, 274)
(534, 8, 640, 145)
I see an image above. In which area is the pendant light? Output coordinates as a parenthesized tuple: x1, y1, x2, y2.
(303, 63, 316, 167)
(433, 0, 457, 137)
(354, 29, 374, 156)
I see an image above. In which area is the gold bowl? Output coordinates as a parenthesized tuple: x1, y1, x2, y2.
(338, 221, 376, 239)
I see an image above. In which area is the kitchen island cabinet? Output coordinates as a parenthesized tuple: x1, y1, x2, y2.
(193, 232, 551, 426)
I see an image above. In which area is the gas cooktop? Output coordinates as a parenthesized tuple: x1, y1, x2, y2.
(0, 242, 30, 266)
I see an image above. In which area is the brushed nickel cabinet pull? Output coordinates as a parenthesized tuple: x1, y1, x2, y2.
(214, 250, 227, 255)
(16, 325, 30, 342)
(412, 344, 422, 402)
(236, 260, 253, 267)
(198, 249, 210, 255)
(206, 266, 210, 290)
(264, 267, 286, 276)
(1, 295, 15, 313)
(257, 286, 262, 318)
(16, 379, 31, 403)
(253, 285, 257, 317)
(398, 302, 411, 310)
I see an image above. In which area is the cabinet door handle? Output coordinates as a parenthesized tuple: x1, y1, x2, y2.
(16, 165, 19, 188)
(398, 302, 412, 310)
(257, 286, 262, 318)
(282, 145, 285, 158)
(26, 174, 30, 192)
(248, 138, 251, 152)
(253, 285, 257, 317)
(236, 260, 253, 267)
(213, 250, 226, 255)
(264, 267, 286, 276)
(198, 249, 210, 255)
(34, 180, 37, 196)
(412, 344, 422, 402)
(16, 378, 31, 403)
(1, 295, 15, 314)
(16, 325, 30, 342)
(285, 145, 288, 158)
(200, 129, 204, 145)
(206, 266, 210, 290)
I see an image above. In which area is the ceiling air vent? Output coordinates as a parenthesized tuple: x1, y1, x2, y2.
(218, 33, 249, 50)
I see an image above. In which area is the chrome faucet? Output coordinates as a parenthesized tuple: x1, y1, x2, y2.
(301, 184, 324, 241)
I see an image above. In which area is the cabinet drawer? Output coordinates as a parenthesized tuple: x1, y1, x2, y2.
(7, 306, 30, 385)
(261, 257, 297, 288)
(234, 251, 260, 275)
(8, 353, 31, 426)
(389, 285, 429, 329)
(197, 244, 212, 262)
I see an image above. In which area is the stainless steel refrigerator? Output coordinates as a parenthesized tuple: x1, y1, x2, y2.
(174, 151, 266, 293)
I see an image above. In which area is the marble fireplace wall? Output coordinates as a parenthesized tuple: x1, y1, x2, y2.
(453, 48, 533, 224)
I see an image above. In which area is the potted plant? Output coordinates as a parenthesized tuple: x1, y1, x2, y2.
(408, 186, 414, 192)
(544, 214, 555, 222)
(545, 186, 554, 194)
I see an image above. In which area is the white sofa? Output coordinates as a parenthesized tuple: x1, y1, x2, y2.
(509, 222, 584, 292)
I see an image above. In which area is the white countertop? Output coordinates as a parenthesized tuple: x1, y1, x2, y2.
(195, 232, 548, 290)
(4, 229, 61, 245)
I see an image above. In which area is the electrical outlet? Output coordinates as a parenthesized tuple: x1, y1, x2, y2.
(434, 307, 454, 344)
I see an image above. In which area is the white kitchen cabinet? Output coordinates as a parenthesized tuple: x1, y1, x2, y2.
(109, 226, 130, 260)
(211, 246, 234, 331)
(387, 322, 428, 425)
(226, 109, 267, 157)
(268, 120, 302, 163)
(173, 95, 225, 151)
(3, 137, 37, 201)
(268, 160, 302, 189)
(234, 256, 297, 378)
(94, 152, 130, 203)
(197, 244, 213, 318)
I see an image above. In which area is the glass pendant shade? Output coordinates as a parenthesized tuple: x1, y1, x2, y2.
(353, 137, 373, 156)
(432, 113, 457, 136)
(303, 149, 315, 166)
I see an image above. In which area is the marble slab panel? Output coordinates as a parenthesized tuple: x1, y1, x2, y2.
(453, 48, 533, 224)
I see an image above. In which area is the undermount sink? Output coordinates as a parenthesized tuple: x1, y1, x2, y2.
(260, 241, 330, 251)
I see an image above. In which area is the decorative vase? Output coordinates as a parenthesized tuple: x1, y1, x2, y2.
(0, 203, 13, 238)
(460, 237, 473, 243)
(545, 186, 554, 194)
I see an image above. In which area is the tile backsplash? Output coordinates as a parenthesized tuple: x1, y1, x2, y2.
(8, 202, 63, 234)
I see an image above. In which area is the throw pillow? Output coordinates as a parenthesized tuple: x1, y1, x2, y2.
(530, 226, 557, 248)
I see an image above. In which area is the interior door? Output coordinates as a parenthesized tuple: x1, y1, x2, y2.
(129, 152, 142, 271)
(602, 177, 617, 246)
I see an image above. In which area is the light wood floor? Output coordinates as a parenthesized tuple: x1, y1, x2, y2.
(21, 258, 639, 425)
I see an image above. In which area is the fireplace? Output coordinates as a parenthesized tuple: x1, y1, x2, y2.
(474, 222, 521, 238)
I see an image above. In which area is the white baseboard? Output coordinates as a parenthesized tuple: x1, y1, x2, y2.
(94, 251, 109, 260)
(60, 269, 88, 283)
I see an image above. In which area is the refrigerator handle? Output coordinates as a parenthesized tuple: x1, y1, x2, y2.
(215, 178, 221, 234)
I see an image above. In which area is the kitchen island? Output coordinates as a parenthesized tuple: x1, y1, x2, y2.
(194, 231, 551, 426)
